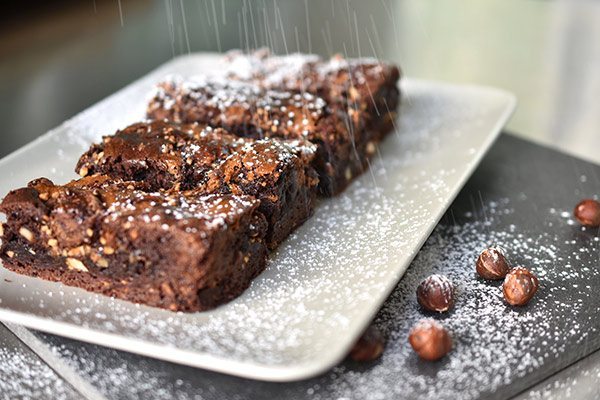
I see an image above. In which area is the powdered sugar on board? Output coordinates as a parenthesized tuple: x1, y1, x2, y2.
(0, 325, 78, 400)
(314, 202, 599, 400)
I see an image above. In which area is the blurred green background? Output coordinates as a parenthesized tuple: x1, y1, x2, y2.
(1, 0, 599, 163)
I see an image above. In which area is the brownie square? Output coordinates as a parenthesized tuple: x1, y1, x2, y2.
(146, 76, 380, 195)
(0, 175, 268, 312)
(76, 121, 318, 248)
(224, 49, 401, 142)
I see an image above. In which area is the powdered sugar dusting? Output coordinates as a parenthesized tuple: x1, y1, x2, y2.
(0, 328, 77, 400)
(306, 199, 599, 399)
(29, 196, 600, 399)
(519, 346, 600, 399)
(0, 54, 514, 382)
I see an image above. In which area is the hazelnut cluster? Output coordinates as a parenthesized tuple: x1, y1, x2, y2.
(408, 245, 542, 361)
(476, 247, 539, 306)
(409, 274, 455, 360)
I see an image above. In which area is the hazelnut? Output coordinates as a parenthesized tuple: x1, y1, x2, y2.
(502, 267, 539, 306)
(65, 257, 89, 273)
(476, 247, 511, 280)
(366, 141, 376, 155)
(416, 274, 455, 313)
(574, 199, 600, 227)
(344, 167, 353, 181)
(349, 325, 386, 362)
(96, 257, 109, 268)
(103, 246, 115, 255)
(160, 282, 175, 297)
(408, 319, 452, 361)
(18, 227, 34, 242)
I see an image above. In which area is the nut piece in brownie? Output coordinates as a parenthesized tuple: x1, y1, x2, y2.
(76, 121, 318, 248)
(146, 76, 378, 195)
(223, 49, 401, 142)
(0, 175, 268, 312)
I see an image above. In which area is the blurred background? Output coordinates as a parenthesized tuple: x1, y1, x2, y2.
(1, 0, 599, 163)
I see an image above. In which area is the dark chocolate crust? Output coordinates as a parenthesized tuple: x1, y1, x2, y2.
(76, 121, 318, 248)
(0, 176, 268, 312)
(146, 58, 399, 195)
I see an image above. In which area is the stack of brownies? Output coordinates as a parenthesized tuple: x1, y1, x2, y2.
(0, 50, 400, 312)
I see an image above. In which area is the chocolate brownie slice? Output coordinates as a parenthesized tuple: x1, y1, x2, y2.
(146, 76, 378, 195)
(76, 121, 318, 248)
(224, 49, 401, 142)
(0, 175, 268, 311)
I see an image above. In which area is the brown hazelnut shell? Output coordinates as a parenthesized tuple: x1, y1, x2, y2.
(476, 247, 511, 280)
(574, 199, 600, 227)
(416, 274, 455, 313)
(409, 319, 452, 361)
(502, 267, 539, 306)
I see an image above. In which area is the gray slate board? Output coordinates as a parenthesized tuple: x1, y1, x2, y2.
(21, 134, 600, 399)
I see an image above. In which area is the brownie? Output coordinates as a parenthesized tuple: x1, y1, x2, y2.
(223, 49, 401, 142)
(147, 76, 382, 195)
(76, 121, 318, 248)
(0, 175, 268, 312)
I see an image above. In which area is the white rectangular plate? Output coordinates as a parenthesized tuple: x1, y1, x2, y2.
(0, 54, 515, 382)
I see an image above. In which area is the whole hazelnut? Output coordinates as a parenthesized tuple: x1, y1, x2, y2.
(476, 247, 511, 280)
(502, 267, 539, 306)
(350, 325, 386, 362)
(416, 274, 455, 313)
(574, 199, 600, 227)
(408, 319, 452, 361)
